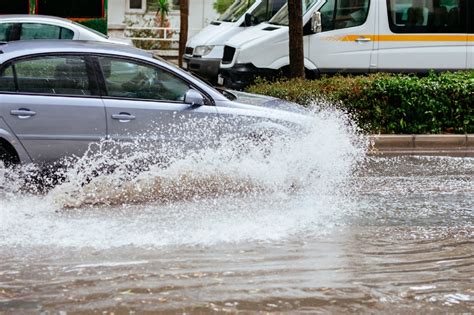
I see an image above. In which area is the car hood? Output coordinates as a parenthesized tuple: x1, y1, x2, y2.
(228, 90, 308, 114)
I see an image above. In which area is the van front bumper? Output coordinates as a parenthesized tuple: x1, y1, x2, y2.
(183, 56, 221, 83)
(220, 63, 278, 90)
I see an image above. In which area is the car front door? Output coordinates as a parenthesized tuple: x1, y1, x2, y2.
(308, 0, 376, 73)
(96, 56, 219, 156)
(0, 55, 105, 163)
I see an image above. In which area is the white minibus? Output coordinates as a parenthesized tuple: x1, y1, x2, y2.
(220, 0, 472, 89)
(184, 0, 287, 83)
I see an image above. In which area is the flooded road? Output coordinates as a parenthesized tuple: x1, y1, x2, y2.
(0, 110, 473, 313)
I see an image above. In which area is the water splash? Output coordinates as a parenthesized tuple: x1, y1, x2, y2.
(0, 105, 366, 248)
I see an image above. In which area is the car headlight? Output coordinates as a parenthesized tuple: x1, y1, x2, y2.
(194, 45, 215, 56)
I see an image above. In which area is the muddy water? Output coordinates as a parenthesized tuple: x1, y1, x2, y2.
(0, 110, 473, 313)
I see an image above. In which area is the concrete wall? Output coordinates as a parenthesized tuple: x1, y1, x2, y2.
(108, 0, 127, 28)
(189, 0, 217, 37)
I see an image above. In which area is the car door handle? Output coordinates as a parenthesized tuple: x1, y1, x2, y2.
(355, 37, 371, 43)
(112, 113, 136, 121)
(10, 109, 36, 119)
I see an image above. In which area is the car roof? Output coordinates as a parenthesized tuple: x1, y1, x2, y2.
(0, 14, 74, 24)
(0, 40, 152, 63)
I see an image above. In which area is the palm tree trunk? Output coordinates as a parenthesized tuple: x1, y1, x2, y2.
(288, 0, 305, 78)
(179, 0, 189, 68)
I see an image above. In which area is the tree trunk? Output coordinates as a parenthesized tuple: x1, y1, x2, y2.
(179, 0, 189, 68)
(288, 0, 305, 78)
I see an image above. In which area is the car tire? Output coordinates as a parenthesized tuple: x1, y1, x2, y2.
(0, 145, 13, 168)
(0, 142, 21, 168)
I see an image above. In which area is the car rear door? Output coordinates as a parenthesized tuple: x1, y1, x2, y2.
(0, 54, 106, 163)
(95, 56, 218, 155)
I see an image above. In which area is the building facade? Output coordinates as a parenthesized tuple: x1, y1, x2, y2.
(108, 0, 217, 38)
(0, 0, 108, 34)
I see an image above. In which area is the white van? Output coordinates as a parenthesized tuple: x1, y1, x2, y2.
(183, 0, 286, 83)
(220, 0, 472, 89)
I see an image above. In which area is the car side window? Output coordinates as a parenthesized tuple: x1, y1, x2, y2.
(387, 0, 467, 33)
(60, 27, 74, 39)
(20, 23, 74, 40)
(320, 0, 370, 31)
(13, 56, 92, 96)
(0, 23, 17, 41)
(98, 57, 191, 102)
(0, 65, 16, 92)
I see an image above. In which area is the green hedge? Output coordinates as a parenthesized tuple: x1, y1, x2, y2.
(246, 72, 474, 134)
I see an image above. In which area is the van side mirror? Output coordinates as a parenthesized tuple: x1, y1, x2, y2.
(311, 11, 322, 34)
(244, 13, 253, 26)
(184, 89, 205, 106)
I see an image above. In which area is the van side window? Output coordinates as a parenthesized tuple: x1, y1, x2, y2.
(387, 0, 467, 33)
(320, 0, 370, 31)
(13, 56, 92, 96)
(252, 0, 286, 24)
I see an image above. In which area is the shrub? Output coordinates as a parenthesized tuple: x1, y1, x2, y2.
(246, 72, 474, 134)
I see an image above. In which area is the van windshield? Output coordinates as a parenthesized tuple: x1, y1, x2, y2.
(269, 0, 320, 25)
(250, 0, 288, 23)
(218, 0, 257, 22)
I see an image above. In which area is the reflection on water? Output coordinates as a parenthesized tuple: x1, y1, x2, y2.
(0, 108, 473, 313)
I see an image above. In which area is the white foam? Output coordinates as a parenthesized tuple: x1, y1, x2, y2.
(0, 105, 366, 248)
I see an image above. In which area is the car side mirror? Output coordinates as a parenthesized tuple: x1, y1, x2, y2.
(311, 11, 322, 34)
(184, 89, 205, 106)
(244, 13, 253, 27)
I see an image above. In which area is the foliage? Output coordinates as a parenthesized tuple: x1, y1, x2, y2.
(148, 0, 179, 11)
(153, 0, 170, 27)
(213, 0, 234, 14)
(78, 19, 107, 35)
(246, 72, 474, 134)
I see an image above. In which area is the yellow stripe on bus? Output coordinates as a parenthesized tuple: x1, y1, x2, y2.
(336, 35, 472, 42)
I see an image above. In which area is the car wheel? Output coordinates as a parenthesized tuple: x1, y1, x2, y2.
(0, 145, 16, 168)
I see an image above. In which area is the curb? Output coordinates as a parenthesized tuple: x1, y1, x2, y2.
(369, 134, 474, 157)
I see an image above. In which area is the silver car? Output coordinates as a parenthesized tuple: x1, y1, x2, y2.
(0, 15, 131, 45)
(0, 40, 309, 167)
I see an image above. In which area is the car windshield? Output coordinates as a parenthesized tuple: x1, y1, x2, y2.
(269, 0, 320, 25)
(218, 0, 257, 22)
(72, 21, 108, 38)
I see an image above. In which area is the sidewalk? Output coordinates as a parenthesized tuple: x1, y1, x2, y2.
(369, 134, 474, 157)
